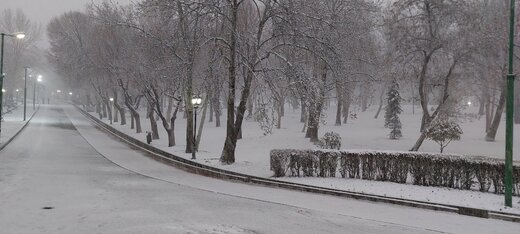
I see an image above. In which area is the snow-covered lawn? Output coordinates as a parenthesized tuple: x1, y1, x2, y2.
(0, 103, 37, 147)
(87, 103, 520, 213)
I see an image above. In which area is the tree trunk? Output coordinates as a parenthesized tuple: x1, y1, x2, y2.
(335, 83, 342, 126)
(134, 113, 142, 134)
(130, 112, 135, 129)
(247, 95, 253, 119)
(214, 98, 221, 127)
(343, 87, 351, 124)
(196, 95, 209, 150)
(478, 92, 486, 116)
(166, 97, 173, 121)
(209, 92, 214, 123)
(300, 97, 306, 123)
(96, 101, 102, 119)
(113, 92, 126, 125)
(305, 61, 327, 142)
(148, 106, 159, 140)
(220, 0, 239, 164)
(374, 83, 387, 119)
(410, 132, 427, 151)
(305, 108, 320, 142)
(485, 94, 491, 131)
(102, 101, 107, 118)
(486, 85, 507, 141)
(418, 52, 434, 131)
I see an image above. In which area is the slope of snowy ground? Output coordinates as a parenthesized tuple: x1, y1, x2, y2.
(0, 103, 37, 147)
(89, 103, 520, 213)
(63, 105, 520, 233)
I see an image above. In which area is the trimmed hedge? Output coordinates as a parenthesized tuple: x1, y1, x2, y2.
(270, 149, 520, 196)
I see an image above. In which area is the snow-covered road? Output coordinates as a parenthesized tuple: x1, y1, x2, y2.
(0, 105, 518, 233)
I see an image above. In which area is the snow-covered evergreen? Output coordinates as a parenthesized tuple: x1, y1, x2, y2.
(384, 80, 403, 139)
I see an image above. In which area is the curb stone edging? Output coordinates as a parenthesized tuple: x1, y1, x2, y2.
(75, 105, 520, 223)
(0, 106, 40, 151)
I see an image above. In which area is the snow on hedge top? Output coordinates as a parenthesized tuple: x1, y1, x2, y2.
(270, 149, 519, 166)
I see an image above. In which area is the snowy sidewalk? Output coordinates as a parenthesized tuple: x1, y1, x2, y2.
(0, 103, 37, 149)
(65, 105, 520, 234)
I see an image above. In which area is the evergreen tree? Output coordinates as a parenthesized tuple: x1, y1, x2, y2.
(384, 80, 403, 139)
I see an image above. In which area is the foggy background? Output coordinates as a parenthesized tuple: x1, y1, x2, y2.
(0, 0, 133, 93)
(1, 0, 133, 48)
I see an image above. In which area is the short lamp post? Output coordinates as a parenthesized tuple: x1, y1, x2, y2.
(109, 97, 114, 125)
(191, 95, 202, 160)
(0, 31, 25, 137)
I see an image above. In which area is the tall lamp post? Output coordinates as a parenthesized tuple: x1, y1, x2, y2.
(505, 0, 516, 208)
(23, 67, 29, 121)
(33, 75, 42, 110)
(0, 31, 25, 137)
(191, 95, 202, 159)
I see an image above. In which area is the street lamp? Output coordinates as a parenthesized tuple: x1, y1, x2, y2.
(504, 0, 516, 207)
(191, 95, 202, 159)
(33, 75, 42, 110)
(109, 97, 114, 125)
(1, 31, 25, 137)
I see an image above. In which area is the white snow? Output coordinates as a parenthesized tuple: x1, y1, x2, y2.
(86, 103, 520, 215)
(5, 105, 514, 233)
(62, 105, 520, 233)
(0, 104, 37, 146)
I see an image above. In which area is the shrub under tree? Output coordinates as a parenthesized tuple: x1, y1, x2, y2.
(317, 132, 342, 150)
(384, 80, 403, 139)
(425, 116, 463, 153)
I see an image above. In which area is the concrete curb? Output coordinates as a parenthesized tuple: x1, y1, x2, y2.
(76, 106, 520, 223)
(0, 106, 40, 151)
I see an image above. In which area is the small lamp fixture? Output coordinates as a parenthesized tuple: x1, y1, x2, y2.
(15, 33, 26, 39)
(191, 96, 202, 108)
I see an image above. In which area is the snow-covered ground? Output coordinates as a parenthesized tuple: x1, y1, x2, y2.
(89, 103, 520, 213)
(6, 105, 516, 233)
(0, 103, 37, 147)
(62, 105, 519, 233)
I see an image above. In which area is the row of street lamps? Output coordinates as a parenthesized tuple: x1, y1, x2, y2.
(0, 31, 25, 137)
(1, 31, 46, 133)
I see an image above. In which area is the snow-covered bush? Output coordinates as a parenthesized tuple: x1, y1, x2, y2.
(270, 149, 520, 196)
(317, 132, 341, 150)
(425, 117, 463, 153)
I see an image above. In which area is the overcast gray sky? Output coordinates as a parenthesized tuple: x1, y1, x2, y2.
(1, 0, 133, 48)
